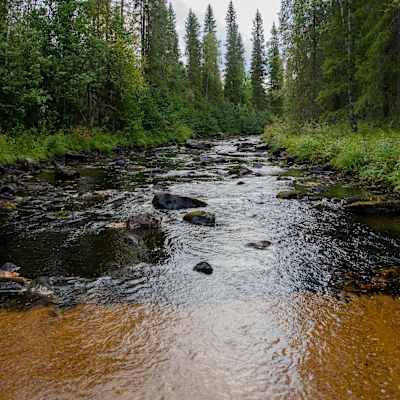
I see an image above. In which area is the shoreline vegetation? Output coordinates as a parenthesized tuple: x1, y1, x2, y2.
(264, 122, 400, 192)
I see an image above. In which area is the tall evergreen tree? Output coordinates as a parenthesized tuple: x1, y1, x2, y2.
(185, 9, 202, 98)
(224, 1, 245, 104)
(267, 22, 284, 116)
(202, 4, 222, 102)
(250, 9, 266, 109)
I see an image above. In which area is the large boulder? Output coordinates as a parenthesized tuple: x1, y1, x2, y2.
(183, 211, 215, 226)
(153, 193, 207, 210)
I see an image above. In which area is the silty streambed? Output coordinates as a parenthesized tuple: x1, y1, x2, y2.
(0, 136, 400, 400)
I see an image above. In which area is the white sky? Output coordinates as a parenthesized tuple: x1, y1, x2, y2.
(170, 0, 281, 60)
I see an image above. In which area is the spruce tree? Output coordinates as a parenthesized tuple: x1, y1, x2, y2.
(224, 1, 245, 104)
(202, 4, 222, 102)
(185, 9, 202, 98)
(250, 9, 266, 110)
(267, 22, 284, 116)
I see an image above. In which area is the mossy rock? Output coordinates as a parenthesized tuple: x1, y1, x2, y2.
(0, 200, 17, 212)
(276, 191, 304, 200)
(344, 199, 400, 215)
(183, 211, 216, 227)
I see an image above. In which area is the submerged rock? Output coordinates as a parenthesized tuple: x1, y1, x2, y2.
(128, 213, 162, 230)
(183, 211, 215, 226)
(344, 199, 400, 214)
(153, 193, 207, 210)
(246, 241, 272, 250)
(193, 262, 213, 275)
(276, 191, 304, 200)
(54, 163, 80, 181)
(185, 141, 213, 150)
(228, 165, 253, 177)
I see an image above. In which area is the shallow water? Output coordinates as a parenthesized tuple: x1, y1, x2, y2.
(1, 137, 400, 399)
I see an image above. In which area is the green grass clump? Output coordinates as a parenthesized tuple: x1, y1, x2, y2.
(264, 122, 400, 191)
(0, 125, 192, 166)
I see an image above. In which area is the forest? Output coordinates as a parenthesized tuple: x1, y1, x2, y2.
(0, 0, 280, 163)
(0, 0, 399, 187)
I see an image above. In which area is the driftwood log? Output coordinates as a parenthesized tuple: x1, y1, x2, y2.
(0, 271, 30, 285)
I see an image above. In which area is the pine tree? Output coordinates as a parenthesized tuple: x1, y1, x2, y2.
(267, 22, 284, 116)
(185, 9, 202, 98)
(202, 4, 222, 102)
(250, 9, 266, 110)
(224, 1, 245, 104)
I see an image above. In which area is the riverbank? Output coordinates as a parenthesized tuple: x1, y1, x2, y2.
(0, 127, 193, 166)
(263, 122, 400, 192)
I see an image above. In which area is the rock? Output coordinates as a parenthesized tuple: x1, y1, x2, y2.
(1, 263, 20, 272)
(246, 240, 272, 250)
(272, 148, 285, 157)
(255, 143, 270, 151)
(237, 181, 246, 185)
(0, 200, 17, 212)
(344, 199, 400, 214)
(128, 213, 162, 230)
(228, 165, 253, 177)
(115, 158, 126, 167)
(16, 158, 37, 172)
(153, 193, 207, 210)
(276, 191, 304, 200)
(183, 211, 216, 227)
(185, 141, 212, 151)
(54, 163, 80, 181)
(0, 184, 17, 196)
(0, 166, 6, 175)
(81, 190, 112, 205)
(0, 271, 30, 286)
(193, 262, 213, 275)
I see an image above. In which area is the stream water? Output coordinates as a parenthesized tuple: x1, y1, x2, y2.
(0, 136, 400, 400)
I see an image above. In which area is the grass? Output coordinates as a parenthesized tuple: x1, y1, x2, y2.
(264, 122, 400, 191)
(0, 125, 192, 166)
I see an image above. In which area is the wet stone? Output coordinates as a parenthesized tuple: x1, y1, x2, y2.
(193, 262, 213, 275)
(153, 193, 208, 210)
(183, 211, 216, 227)
(246, 241, 272, 250)
(54, 164, 80, 181)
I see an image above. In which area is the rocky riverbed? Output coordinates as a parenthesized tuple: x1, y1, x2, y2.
(1, 136, 400, 399)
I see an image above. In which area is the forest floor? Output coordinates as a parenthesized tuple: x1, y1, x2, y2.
(264, 122, 400, 192)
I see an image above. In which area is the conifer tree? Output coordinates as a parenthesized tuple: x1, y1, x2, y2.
(250, 9, 266, 109)
(202, 4, 222, 102)
(224, 1, 245, 104)
(267, 22, 284, 116)
(185, 9, 202, 98)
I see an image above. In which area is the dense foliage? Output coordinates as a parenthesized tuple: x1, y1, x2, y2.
(0, 0, 280, 158)
(280, 0, 400, 127)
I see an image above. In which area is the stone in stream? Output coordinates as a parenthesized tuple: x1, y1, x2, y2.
(183, 211, 215, 227)
(0, 200, 17, 213)
(0, 262, 30, 287)
(185, 140, 213, 151)
(128, 213, 162, 230)
(54, 163, 80, 181)
(344, 199, 400, 215)
(255, 143, 270, 151)
(276, 191, 304, 200)
(152, 193, 207, 210)
(1, 263, 20, 272)
(228, 165, 253, 177)
(246, 241, 272, 250)
(193, 262, 214, 275)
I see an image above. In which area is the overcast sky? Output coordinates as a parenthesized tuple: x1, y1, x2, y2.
(170, 0, 281, 60)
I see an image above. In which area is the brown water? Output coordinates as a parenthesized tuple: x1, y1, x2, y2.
(1, 137, 400, 399)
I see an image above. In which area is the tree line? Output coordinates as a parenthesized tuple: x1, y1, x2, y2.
(280, 0, 400, 129)
(0, 0, 284, 138)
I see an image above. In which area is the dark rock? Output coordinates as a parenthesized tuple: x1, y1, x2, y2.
(0, 200, 17, 213)
(255, 143, 270, 151)
(0, 184, 17, 196)
(0, 166, 6, 175)
(16, 158, 37, 172)
(276, 191, 304, 200)
(344, 199, 400, 215)
(153, 193, 207, 210)
(115, 158, 126, 167)
(246, 241, 272, 250)
(194, 262, 213, 275)
(54, 163, 80, 181)
(185, 141, 213, 151)
(128, 213, 162, 230)
(228, 165, 253, 177)
(237, 181, 246, 185)
(1, 263, 20, 272)
(183, 211, 216, 226)
(272, 148, 285, 157)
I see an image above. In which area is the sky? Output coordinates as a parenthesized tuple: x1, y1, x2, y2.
(170, 0, 281, 60)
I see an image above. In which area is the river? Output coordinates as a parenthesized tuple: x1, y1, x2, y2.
(0, 136, 399, 400)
